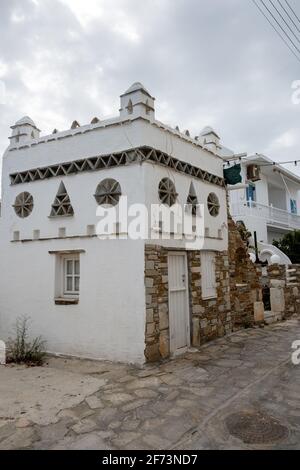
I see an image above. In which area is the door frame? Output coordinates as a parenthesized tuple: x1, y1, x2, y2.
(168, 251, 191, 356)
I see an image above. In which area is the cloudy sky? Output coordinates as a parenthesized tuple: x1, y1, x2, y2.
(1, 0, 300, 181)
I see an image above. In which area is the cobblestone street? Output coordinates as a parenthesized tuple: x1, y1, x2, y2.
(0, 318, 299, 450)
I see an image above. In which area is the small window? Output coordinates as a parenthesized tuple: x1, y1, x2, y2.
(13, 192, 34, 218)
(186, 182, 199, 216)
(290, 199, 297, 214)
(94, 179, 122, 206)
(207, 192, 220, 217)
(246, 183, 256, 205)
(53, 253, 80, 304)
(64, 257, 80, 296)
(50, 181, 74, 217)
(127, 99, 133, 114)
(201, 251, 217, 299)
(158, 178, 177, 206)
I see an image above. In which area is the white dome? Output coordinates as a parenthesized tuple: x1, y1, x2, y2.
(124, 82, 151, 96)
(200, 126, 220, 138)
(15, 116, 36, 127)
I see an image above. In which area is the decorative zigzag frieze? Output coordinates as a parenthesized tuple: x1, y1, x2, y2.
(10, 146, 225, 188)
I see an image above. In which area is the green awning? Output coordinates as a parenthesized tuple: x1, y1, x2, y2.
(224, 164, 242, 185)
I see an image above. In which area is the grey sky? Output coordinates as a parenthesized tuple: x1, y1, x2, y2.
(1, 0, 300, 180)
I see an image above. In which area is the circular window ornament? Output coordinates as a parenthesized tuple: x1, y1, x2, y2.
(94, 178, 122, 206)
(13, 192, 34, 218)
(158, 178, 177, 206)
(207, 192, 220, 217)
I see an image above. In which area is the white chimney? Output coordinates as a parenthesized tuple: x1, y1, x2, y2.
(9, 116, 40, 146)
(120, 82, 155, 120)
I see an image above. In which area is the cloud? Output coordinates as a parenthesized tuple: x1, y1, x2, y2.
(1, 0, 300, 186)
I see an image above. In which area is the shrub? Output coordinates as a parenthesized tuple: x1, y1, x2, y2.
(273, 230, 300, 264)
(6, 315, 46, 366)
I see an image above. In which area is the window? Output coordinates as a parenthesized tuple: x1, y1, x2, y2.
(186, 182, 199, 216)
(290, 199, 297, 214)
(64, 257, 80, 296)
(50, 181, 74, 217)
(127, 99, 133, 114)
(94, 179, 122, 206)
(246, 183, 256, 205)
(13, 192, 34, 218)
(51, 251, 83, 305)
(201, 251, 217, 299)
(207, 192, 220, 217)
(158, 178, 177, 206)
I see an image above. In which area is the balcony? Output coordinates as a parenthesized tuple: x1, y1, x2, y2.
(230, 201, 300, 231)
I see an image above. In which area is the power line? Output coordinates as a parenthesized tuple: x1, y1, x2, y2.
(268, 0, 300, 45)
(259, 159, 300, 166)
(284, 0, 300, 25)
(260, 0, 300, 54)
(252, 0, 300, 62)
(278, 0, 300, 34)
(224, 156, 300, 166)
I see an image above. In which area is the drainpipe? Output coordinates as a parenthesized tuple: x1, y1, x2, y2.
(254, 231, 260, 264)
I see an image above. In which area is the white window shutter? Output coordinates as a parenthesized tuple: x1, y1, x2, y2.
(201, 251, 217, 299)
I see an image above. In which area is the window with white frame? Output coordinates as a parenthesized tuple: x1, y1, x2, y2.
(51, 251, 82, 304)
(64, 256, 80, 296)
(201, 251, 217, 299)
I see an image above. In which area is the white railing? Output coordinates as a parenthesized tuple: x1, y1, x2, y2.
(230, 200, 300, 230)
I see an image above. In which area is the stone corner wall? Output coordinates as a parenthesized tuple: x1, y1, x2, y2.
(188, 250, 232, 347)
(228, 218, 262, 328)
(267, 264, 300, 318)
(144, 245, 169, 363)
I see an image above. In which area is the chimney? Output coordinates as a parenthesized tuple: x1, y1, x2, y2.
(199, 126, 220, 154)
(9, 116, 40, 146)
(120, 82, 155, 120)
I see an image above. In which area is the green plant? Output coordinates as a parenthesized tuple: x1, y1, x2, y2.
(7, 315, 46, 366)
(273, 230, 300, 264)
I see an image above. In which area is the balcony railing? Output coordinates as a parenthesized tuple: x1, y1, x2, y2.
(230, 200, 300, 230)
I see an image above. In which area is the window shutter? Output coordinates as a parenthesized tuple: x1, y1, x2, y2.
(201, 251, 217, 299)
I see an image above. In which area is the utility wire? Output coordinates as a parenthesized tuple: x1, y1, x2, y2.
(278, 0, 300, 34)
(252, 0, 300, 62)
(260, 0, 300, 54)
(223, 156, 300, 166)
(284, 0, 300, 25)
(268, 0, 300, 44)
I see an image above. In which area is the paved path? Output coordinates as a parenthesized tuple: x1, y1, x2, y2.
(0, 318, 299, 449)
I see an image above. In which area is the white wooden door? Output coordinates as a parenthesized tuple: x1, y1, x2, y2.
(168, 252, 190, 354)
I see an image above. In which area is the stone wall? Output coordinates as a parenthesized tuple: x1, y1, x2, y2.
(187, 250, 232, 347)
(144, 245, 232, 362)
(144, 218, 268, 362)
(266, 264, 300, 318)
(144, 245, 169, 362)
(228, 218, 262, 328)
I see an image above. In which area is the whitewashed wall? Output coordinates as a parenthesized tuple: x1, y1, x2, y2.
(0, 99, 228, 363)
(144, 163, 228, 251)
(0, 149, 147, 363)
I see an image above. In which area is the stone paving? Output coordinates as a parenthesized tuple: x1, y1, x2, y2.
(0, 317, 299, 450)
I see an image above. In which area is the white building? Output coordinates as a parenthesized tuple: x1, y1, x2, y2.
(197, 127, 300, 264)
(0, 83, 230, 364)
(228, 154, 300, 245)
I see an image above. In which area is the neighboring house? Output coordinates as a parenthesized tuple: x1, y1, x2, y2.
(197, 128, 300, 264)
(0, 83, 233, 364)
(228, 154, 300, 245)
